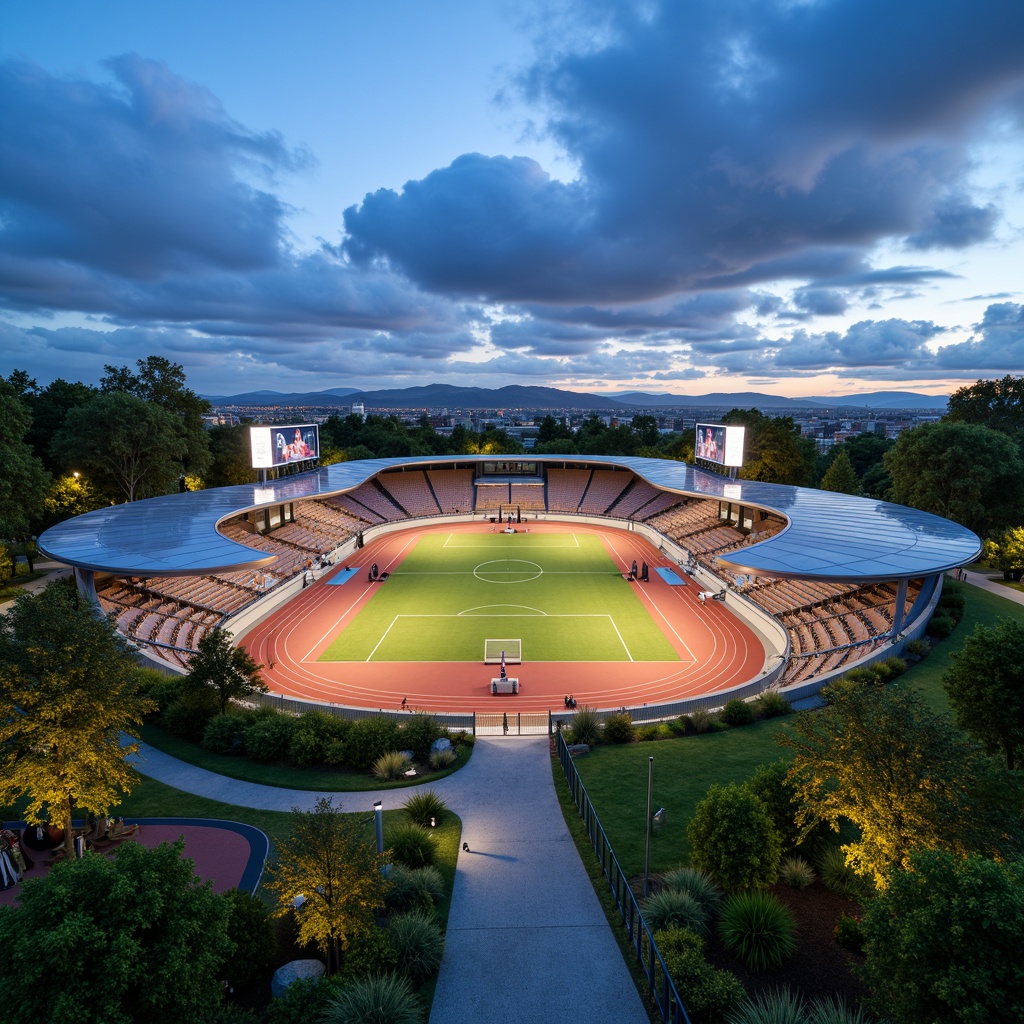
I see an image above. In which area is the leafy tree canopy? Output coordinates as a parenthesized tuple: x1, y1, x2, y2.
(860, 850, 1024, 1024)
(52, 391, 188, 502)
(779, 680, 1022, 887)
(883, 420, 1024, 535)
(0, 839, 233, 1024)
(943, 617, 1024, 770)
(186, 626, 266, 715)
(983, 525, 1024, 582)
(266, 796, 390, 974)
(945, 374, 1024, 445)
(0, 377, 50, 539)
(0, 581, 155, 857)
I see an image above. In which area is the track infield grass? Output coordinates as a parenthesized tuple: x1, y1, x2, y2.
(319, 531, 681, 663)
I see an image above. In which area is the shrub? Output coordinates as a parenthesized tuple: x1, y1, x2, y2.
(660, 867, 723, 920)
(388, 910, 445, 982)
(656, 928, 746, 1021)
(637, 723, 666, 742)
(744, 761, 802, 853)
(642, 889, 710, 936)
(722, 699, 755, 727)
(871, 656, 906, 682)
(321, 973, 422, 1024)
(242, 711, 295, 762)
(429, 747, 457, 770)
(569, 705, 602, 745)
(202, 713, 247, 755)
(927, 613, 956, 638)
(754, 690, 791, 719)
(691, 708, 712, 733)
(385, 864, 445, 914)
(688, 784, 783, 891)
(778, 856, 815, 889)
(372, 750, 412, 781)
(402, 789, 447, 828)
(162, 689, 219, 742)
(833, 913, 864, 954)
(805, 995, 870, 1024)
(839, 667, 876, 685)
(219, 888, 276, 990)
(904, 638, 931, 658)
(603, 712, 636, 744)
(670, 714, 694, 736)
(263, 977, 347, 1024)
(346, 716, 403, 771)
(818, 847, 866, 899)
(137, 669, 186, 714)
(339, 928, 398, 981)
(725, 987, 805, 1023)
(289, 711, 350, 768)
(386, 822, 436, 868)
(401, 713, 442, 762)
(939, 592, 966, 612)
(719, 891, 796, 972)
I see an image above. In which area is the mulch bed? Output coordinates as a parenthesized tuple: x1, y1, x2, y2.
(703, 882, 870, 1009)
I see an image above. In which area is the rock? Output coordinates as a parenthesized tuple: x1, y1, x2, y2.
(567, 743, 590, 757)
(399, 750, 415, 761)
(272, 959, 325, 999)
(431, 737, 452, 753)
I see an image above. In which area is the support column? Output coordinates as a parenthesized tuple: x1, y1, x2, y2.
(891, 577, 909, 637)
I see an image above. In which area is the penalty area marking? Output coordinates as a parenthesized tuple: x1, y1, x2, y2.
(360, 613, 634, 662)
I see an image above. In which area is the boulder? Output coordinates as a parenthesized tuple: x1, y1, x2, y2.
(430, 738, 452, 753)
(271, 959, 325, 999)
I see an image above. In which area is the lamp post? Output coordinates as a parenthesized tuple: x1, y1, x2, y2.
(644, 755, 654, 897)
(373, 800, 383, 857)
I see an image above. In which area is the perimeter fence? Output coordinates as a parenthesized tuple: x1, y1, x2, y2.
(555, 730, 692, 1024)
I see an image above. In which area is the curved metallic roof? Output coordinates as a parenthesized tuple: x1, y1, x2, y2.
(37, 454, 981, 582)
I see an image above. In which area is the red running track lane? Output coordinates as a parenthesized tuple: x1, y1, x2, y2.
(239, 522, 766, 714)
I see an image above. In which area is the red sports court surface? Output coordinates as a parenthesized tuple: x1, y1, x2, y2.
(241, 522, 766, 713)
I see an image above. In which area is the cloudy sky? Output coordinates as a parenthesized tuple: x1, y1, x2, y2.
(2, 0, 1024, 399)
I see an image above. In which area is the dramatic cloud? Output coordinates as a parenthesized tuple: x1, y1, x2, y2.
(934, 302, 1024, 370)
(344, 0, 1024, 303)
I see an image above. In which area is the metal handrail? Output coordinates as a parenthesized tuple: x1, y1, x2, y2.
(555, 731, 692, 1024)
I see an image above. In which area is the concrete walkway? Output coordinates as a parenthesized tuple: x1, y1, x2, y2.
(130, 736, 648, 1024)
(956, 568, 1024, 607)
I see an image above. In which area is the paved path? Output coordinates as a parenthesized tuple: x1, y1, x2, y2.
(956, 569, 1024, 607)
(130, 736, 648, 1024)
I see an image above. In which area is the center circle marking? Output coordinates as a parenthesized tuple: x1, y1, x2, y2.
(473, 559, 543, 584)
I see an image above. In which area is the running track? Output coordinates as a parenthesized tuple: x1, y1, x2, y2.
(239, 522, 765, 713)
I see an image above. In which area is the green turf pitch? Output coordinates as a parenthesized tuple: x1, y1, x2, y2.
(318, 532, 680, 663)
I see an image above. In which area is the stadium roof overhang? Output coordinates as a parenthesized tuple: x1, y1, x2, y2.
(37, 454, 981, 583)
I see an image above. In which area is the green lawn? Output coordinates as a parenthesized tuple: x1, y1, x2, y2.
(571, 582, 1024, 876)
(319, 530, 679, 663)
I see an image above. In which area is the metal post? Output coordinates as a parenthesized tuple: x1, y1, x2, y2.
(373, 801, 383, 856)
(644, 755, 654, 896)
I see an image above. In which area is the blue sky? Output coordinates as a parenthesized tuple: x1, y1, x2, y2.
(2, 0, 1024, 398)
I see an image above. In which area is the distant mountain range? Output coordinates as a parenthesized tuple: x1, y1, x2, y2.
(203, 383, 949, 411)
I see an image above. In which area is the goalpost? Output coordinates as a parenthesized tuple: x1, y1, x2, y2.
(484, 639, 522, 664)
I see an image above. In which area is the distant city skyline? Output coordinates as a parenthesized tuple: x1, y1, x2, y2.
(2, 0, 1023, 398)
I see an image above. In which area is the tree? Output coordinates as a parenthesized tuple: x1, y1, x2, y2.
(779, 681, 1021, 887)
(723, 408, 817, 485)
(983, 525, 1024, 581)
(0, 581, 154, 859)
(943, 618, 1024, 770)
(0, 839, 233, 1023)
(37, 471, 107, 531)
(52, 391, 188, 501)
(206, 423, 256, 487)
(266, 797, 390, 973)
(687, 782, 782, 891)
(884, 420, 1024, 535)
(101, 355, 212, 478)
(945, 374, 1024, 446)
(22, 376, 98, 471)
(186, 626, 267, 715)
(0, 377, 50, 539)
(819, 448, 861, 495)
(859, 850, 1024, 1024)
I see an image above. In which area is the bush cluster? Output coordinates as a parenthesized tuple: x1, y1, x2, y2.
(721, 699, 755, 727)
(655, 928, 745, 1021)
(719, 890, 797, 971)
(156, 696, 450, 776)
(602, 712, 636, 744)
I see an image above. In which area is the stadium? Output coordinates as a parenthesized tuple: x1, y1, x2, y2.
(38, 448, 981, 731)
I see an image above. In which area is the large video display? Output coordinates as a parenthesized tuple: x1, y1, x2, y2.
(695, 422, 745, 468)
(250, 423, 320, 468)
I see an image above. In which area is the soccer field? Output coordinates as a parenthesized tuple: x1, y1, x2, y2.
(318, 531, 681, 663)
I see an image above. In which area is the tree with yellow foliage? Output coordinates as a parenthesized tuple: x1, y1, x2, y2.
(0, 580, 154, 860)
(266, 797, 391, 974)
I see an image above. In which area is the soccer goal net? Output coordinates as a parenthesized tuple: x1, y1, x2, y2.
(484, 639, 522, 664)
